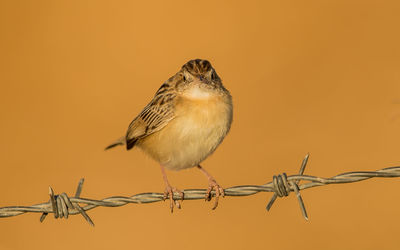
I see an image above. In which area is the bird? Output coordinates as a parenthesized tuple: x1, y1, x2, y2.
(106, 59, 233, 212)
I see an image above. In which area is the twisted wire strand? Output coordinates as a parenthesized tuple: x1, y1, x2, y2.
(1, 154, 400, 226)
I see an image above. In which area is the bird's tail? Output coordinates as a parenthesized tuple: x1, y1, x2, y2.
(105, 137, 125, 150)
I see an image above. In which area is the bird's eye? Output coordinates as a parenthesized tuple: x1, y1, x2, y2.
(211, 72, 216, 81)
(183, 75, 186, 81)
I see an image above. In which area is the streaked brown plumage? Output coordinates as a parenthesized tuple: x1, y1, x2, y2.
(106, 59, 233, 211)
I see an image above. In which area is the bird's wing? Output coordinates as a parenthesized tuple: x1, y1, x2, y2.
(125, 90, 176, 150)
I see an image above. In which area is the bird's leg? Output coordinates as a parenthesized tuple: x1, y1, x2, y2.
(160, 165, 184, 212)
(197, 165, 225, 210)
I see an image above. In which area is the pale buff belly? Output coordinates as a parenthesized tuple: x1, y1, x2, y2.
(136, 96, 232, 170)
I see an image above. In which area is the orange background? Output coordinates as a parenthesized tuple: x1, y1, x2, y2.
(1, 1, 400, 249)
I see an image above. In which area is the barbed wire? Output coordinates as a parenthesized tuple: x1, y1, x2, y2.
(1, 154, 400, 226)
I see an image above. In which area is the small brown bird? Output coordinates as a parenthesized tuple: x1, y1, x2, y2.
(106, 59, 233, 211)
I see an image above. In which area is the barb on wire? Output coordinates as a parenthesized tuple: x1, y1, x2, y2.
(266, 153, 309, 220)
(1, 153, 400, 226)
(38, 178, 94, 226)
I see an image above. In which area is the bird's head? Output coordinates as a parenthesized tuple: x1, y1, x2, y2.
(177, 59, 223, 92)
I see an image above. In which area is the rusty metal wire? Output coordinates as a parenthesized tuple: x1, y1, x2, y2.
(1, 154, 400, 226)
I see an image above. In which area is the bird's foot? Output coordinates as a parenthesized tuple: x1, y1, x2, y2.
(205, 179, 225, 210)
(163, 185, 184, 213)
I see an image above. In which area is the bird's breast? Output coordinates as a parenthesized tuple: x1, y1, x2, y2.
(138, 93, 233, 170)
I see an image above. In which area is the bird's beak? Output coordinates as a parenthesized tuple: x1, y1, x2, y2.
(198, 75, 210, 84)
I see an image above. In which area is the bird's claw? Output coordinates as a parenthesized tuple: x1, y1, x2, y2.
(163, 186, 184, 213)
(205, 179, 225, 210)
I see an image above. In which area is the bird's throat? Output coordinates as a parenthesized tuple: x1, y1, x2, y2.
(182, 85, 213, 100)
